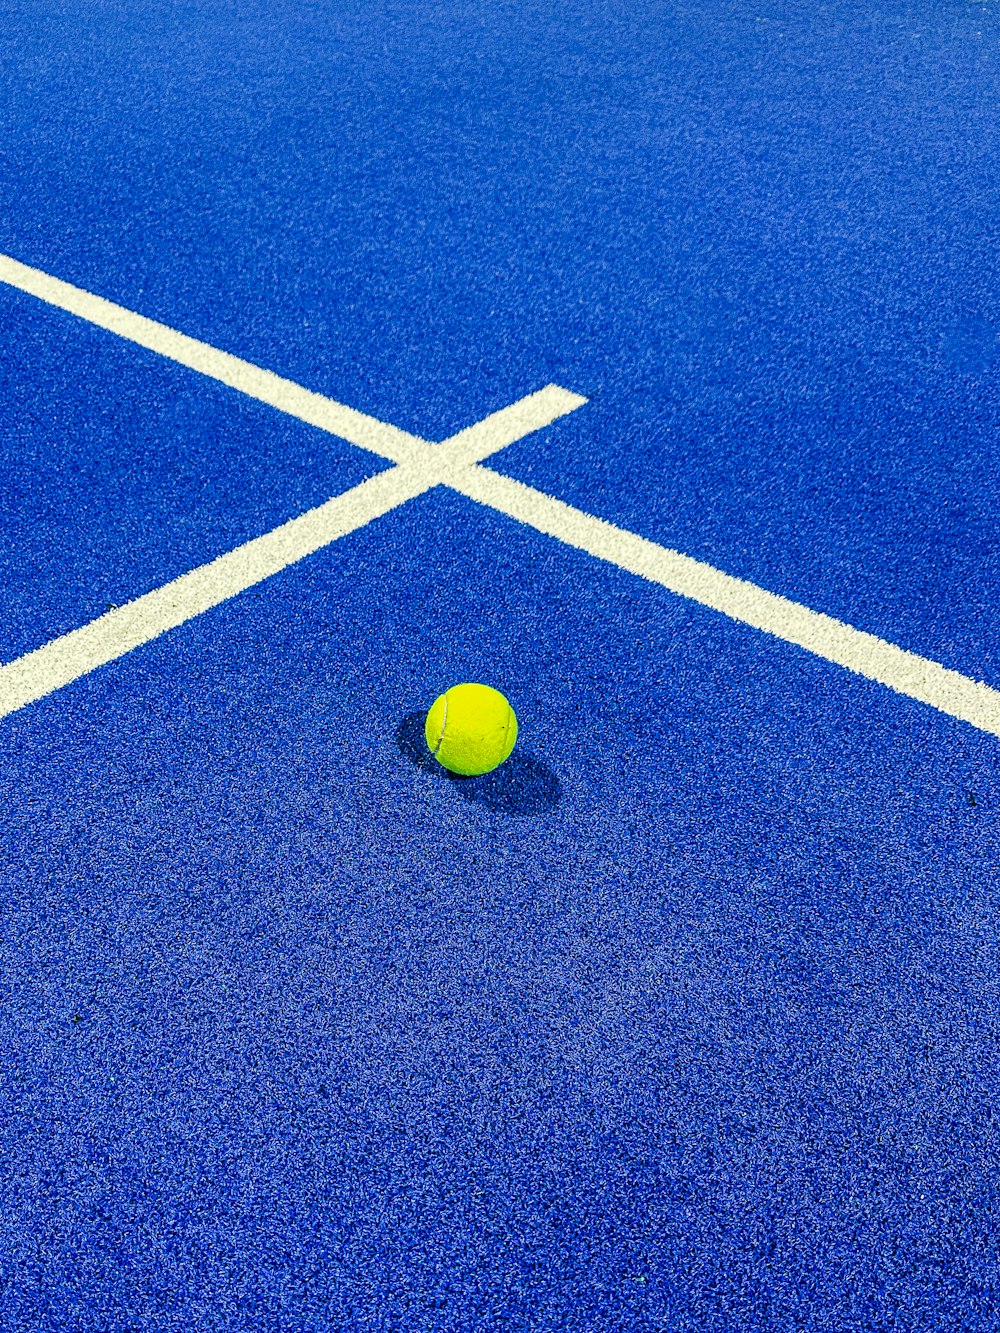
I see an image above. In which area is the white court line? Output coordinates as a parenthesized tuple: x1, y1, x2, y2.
(0, 253, 426, 466)
(0, 254, 586, 469)
(454, 468, 1000, 738)
(2, 252, 1000, 740)
(0, 469, 433, 720)
(0, 376, 589, 719)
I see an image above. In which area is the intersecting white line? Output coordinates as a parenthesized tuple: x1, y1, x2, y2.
(453, 468, 1000, 738)
(2, 251, 1000, 740)
(0, 253, 426, 467)
(0, 391, 586, 720)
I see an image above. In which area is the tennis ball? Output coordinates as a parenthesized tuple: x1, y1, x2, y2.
(424, 683, 518, 776)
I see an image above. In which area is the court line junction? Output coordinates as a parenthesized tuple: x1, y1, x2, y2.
(2, 251, 999, 739)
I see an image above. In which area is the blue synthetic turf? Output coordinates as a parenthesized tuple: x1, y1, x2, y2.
(1, 1, 999, 1329)
(4, 497, 1000, 1331)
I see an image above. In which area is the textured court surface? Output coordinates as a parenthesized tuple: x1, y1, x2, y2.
(2, 3, 999, 1331)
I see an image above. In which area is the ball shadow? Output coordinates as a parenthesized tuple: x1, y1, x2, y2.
(394, 711, 562, 816)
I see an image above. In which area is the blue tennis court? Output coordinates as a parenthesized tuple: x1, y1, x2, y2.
(2, 3, 999, 1329)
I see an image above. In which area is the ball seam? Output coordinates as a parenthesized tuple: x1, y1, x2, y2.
(431, 693, 448, 756)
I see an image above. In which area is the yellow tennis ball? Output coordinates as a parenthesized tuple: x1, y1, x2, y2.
(424, 683, 518, 776)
